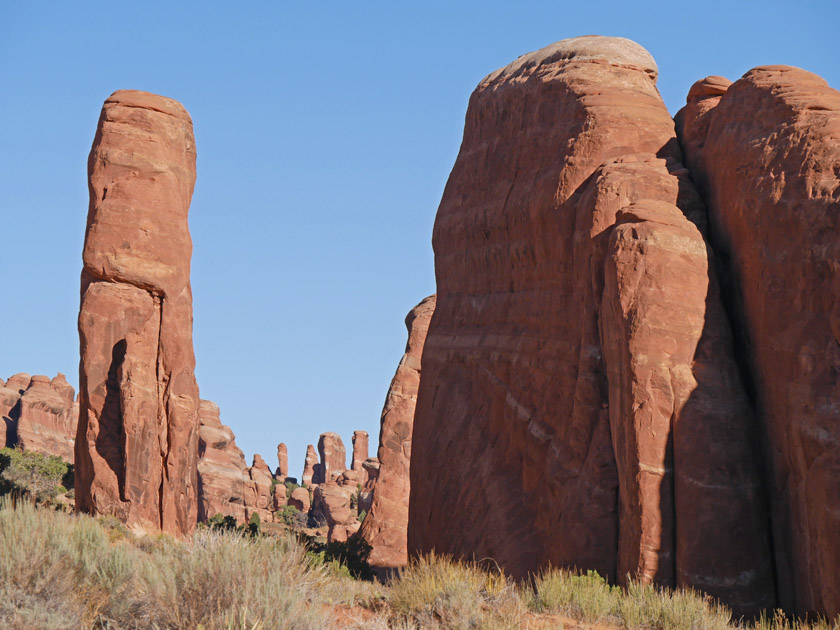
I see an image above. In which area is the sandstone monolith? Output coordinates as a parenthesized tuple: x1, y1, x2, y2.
(351, 430, 368, 473)
(408, 36, 774, 614)
(76, 89, 200, 536)
(676, 66, 840, 618)
(276, 443, 288, 480)
(16, 375, 78, 462)
(317, 432, 345, 483)
(302, 444, 318, 487)
(361, 295, 435, 575)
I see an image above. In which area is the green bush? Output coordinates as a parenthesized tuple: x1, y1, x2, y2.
(303, 533, 374, 581)
(0, 447, 71, 505)
(279, 505, 308, 529)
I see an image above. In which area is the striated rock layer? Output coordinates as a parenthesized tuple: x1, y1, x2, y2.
(361, 295, 435, 576)
(76, 90, 200, 537)
(676, 67, 840, 617)
(408, 36, 773, 614)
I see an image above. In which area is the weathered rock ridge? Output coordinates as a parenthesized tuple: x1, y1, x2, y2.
(676, 66, 840, 618)
(76, 89, 200, 537)
(360, 295, 435, 576)
(407, 35, 783, 615)
(1, 373, 78, 461)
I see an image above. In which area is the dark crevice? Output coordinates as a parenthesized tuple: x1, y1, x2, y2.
(673, 125, 782, 611)
(98, 338, 127, 502)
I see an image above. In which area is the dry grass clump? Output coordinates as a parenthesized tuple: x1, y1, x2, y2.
(386, 552, 525, 629)
(530, 566, 734, 630)
(3, 501, 839, 630)
(0, 499, 334, 629)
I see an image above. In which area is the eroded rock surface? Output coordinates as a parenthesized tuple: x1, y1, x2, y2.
(276, 443, 288, 480)
(76, 90, 200, 537)
(16, 375, 78, 462)
(317, 432, 345, 483)
(351, 430, 368, 473)
(408, 36, 774, 615)
(676, 66, 840, 617)
(361, 295, 435, 575)
(197, 399, 248, 523)
(302, 444, 318, 488)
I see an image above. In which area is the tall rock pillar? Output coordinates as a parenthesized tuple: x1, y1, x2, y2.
(361, 295, 435, 576)
(76, 90, 200, 537)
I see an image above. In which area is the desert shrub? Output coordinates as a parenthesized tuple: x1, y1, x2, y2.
(358, 509, 367, 523)
(206, 513, 239, 531)
(303, 533, 374, 581)
(284, 480, 301, 495)
(0, 499, 336, 629)
(247, 511, 261, 536)
(388, 552, 524, 630)
(279, 505, 308, 529)
(0, 447, 70, 505)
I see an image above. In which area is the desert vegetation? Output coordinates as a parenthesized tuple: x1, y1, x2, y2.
(1, 502, 838, 630)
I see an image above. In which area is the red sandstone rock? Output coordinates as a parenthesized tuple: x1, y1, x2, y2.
(245, 463, 273, 523)
(197, 399, 248, 523)
(317, 432, 346, 483)
(361, 296, 435, 574)
(410, 34, 680, 581)
(4, 373, 31, 396)
(16, 375, 78, 462)
(252, 453, 273, 478)
(408, 36, 774, 615)
(351, 430, 368, 473)
(302, 444, 318, 488)
(676, 66, 840, 617)
(313, 480, 358, 542)
(273, 482, 287, 510)
(288, 486, 311, 513)
(76, 89, 200, 537)
(276, 443, 288, 480)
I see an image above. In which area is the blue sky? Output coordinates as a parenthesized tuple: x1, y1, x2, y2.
(1, 1, 837, 477)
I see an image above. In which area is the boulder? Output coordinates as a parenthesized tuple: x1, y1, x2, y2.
(75, 90, 200, 537)
(312, 481, 358, 542)
(360, 296, 434, 574)
(676, 66, 840, 617)
(288, 486, 311, 513)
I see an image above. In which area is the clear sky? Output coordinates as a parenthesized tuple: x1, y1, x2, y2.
(1, 1, 838, 478)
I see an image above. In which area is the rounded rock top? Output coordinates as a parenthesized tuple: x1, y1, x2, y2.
(484, 35, 659, 84)
(104, 89, 192, 121)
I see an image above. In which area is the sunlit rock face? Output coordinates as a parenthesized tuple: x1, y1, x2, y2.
(360, 295, 435, 577)
(76, 89, 200, 537)
(408, 36, 775, 616)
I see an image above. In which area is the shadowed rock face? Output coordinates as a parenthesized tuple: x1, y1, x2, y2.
(676, 67, 840, 618)
(361, 295, 435, 575)
(197, 400, 248, 523)
(75, 89, 200, 537)
(408, 36, 774, 615)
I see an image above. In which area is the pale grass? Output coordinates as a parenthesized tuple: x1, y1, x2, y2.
(3, 501, 840, 630)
